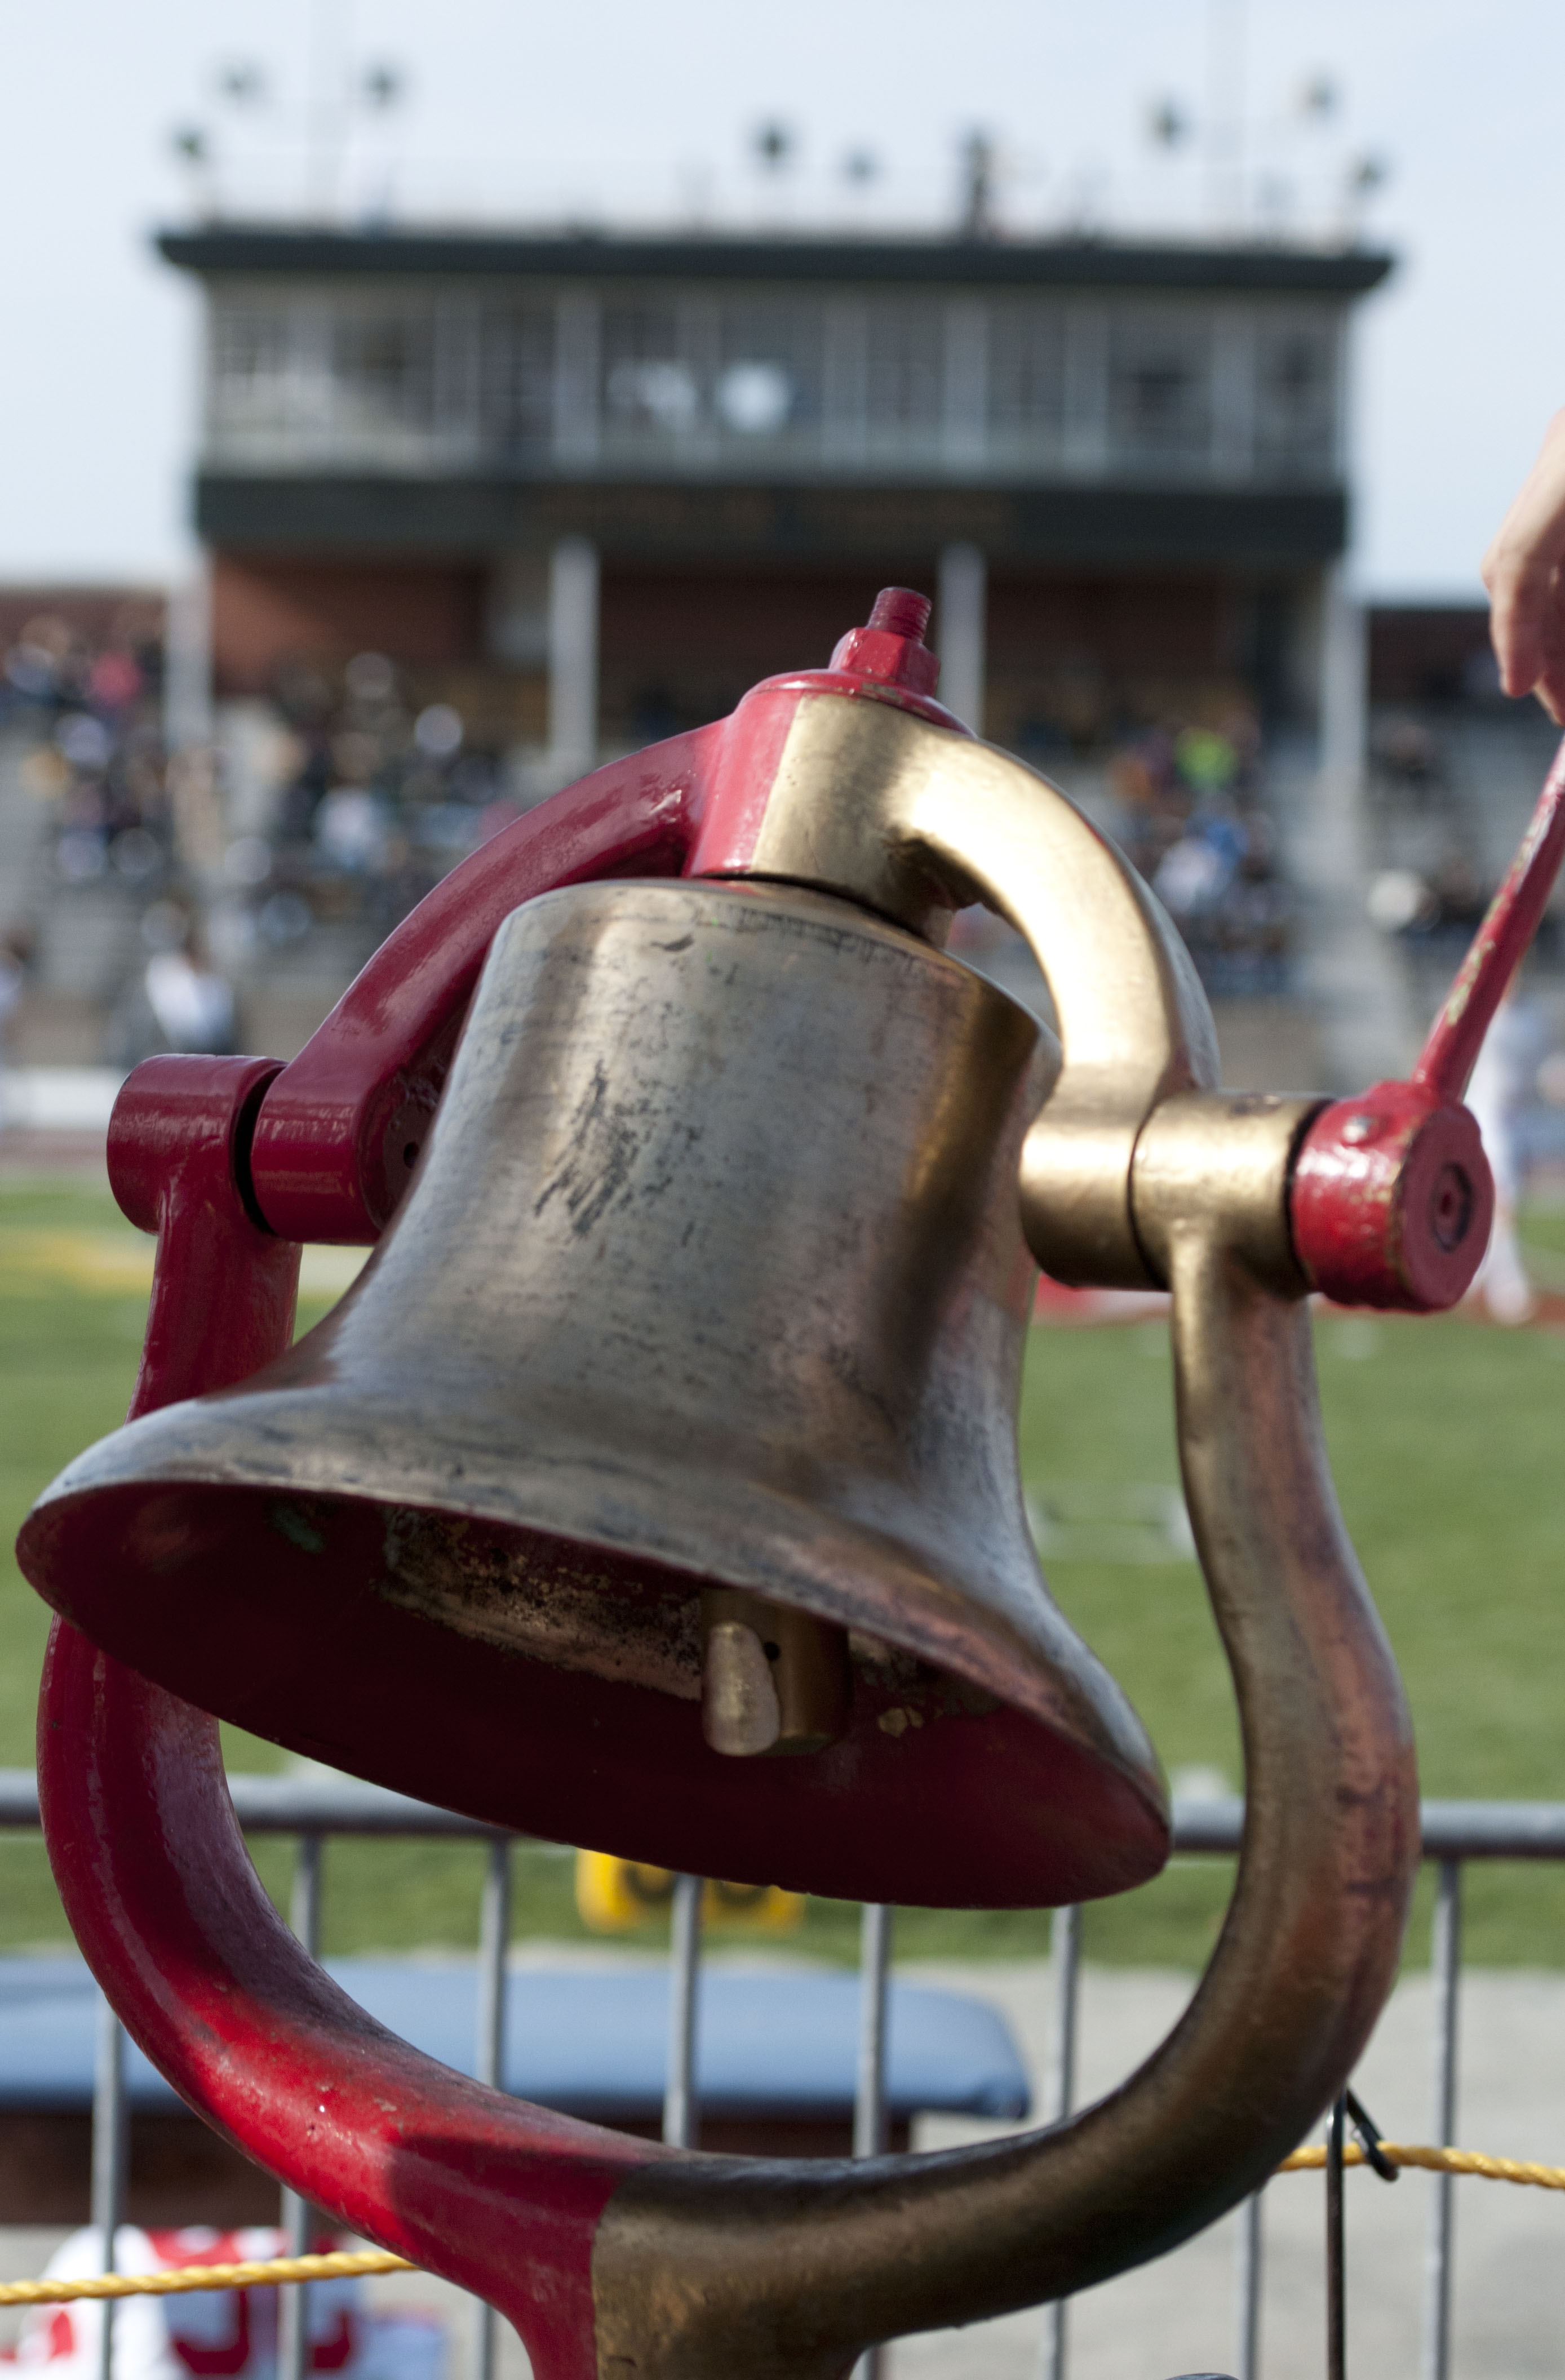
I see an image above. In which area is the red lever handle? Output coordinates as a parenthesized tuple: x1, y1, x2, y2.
(1292, 733, 1565, 1311)
(1414, 735, 1565, 1103)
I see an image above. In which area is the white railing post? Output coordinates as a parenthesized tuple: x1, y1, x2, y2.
(663, 1875, 703, 2150)
(471, 1838, 513, 2380)
(852, 1904, 895, 2380)
(1326, 2093, 1347, 2380)
(1421, 1860, 1463, 2380)
(1038, 1904, 1082, 2380)
(1234, 2187, 1263, 2380)
(278, 1834, 322, 2380)
(92, 1995, 128, 2380)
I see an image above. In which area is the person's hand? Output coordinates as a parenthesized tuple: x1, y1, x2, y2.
(1483, 409, 1565, 722)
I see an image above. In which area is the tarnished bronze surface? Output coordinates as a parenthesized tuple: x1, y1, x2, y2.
(26, 876, 1167, 1909)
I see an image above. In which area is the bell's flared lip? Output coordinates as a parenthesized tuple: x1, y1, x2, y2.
(24, 1382, 1169, 1833)
(23, 1486, 1172, 1906)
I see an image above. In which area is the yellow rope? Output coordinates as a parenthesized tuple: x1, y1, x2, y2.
(0, 2250, 414, 2306)
(1278, 2141, 1565, 2191)
(5, 2143, 1565, 2308)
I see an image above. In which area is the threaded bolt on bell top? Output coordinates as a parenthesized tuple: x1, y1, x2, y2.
(866, 587, 933, 642)
(827, 588, 941, 696)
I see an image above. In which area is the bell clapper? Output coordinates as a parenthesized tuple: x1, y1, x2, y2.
(700, 1588, 851, 1757)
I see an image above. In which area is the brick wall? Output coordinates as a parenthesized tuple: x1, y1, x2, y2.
(211, 553, 487, 694)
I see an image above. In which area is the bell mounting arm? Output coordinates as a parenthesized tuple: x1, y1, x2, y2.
(689, 686, 1223, 1285)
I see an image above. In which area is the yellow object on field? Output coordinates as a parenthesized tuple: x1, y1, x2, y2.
(0, 1231, 154, 1294)
(574, 1850, 804, 1934)
(0, 1228, 367, 1301)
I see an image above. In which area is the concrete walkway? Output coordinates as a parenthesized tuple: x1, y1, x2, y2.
(1, 1960, 1559, 2380)
(901, 1960, 1565, 2380)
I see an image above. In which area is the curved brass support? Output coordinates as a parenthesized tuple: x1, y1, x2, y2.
(738, 690, 1221, 1284)
(593, 697, 1418, 2377)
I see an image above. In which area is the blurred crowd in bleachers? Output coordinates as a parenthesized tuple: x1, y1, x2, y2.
(13, 590, 1565, 1323)
(46, 591, 1565, 1091)
(0, 602, 183, 1066)
(3, 605, 170, 896)
(1, 617, 1303, 1068)
(1101, 706, 1290, 998)
(245, 647, 525, 951)
(0, 624, 534, 1066)
(1364, 709, 1551, 954)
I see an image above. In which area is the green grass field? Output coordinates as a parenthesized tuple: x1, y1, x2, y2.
(4, 1176, 1565, 1970)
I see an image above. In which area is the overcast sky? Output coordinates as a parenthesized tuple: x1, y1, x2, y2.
(1, 0, 1559, 597)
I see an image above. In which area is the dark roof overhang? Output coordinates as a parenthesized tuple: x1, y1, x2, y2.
(159, 225, 1393, 299)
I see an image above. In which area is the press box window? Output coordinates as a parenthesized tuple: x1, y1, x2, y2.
(331, 308, 436, 435)
(1254, 321, 1337, 476)
(864, 304, 944, 441)
(716, 301, 822, 439)
(987, 305, 1067, 446)
(480, 305, 557, 455)
(209, 305, 293, 431)
(602, 304, 697, 439)
(1108, 312, 1214, 466)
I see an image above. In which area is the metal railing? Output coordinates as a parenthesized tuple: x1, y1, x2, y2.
(0, 1772, 1559, 2380)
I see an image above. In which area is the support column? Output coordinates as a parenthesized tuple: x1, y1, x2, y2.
(1279, 562, 1418, 1091)
(163, 554, 224, 885)
(1319, 561, 1366, 792)
(547, 536, 599, 783)
(163, 555, 213, 756)
(937, 543, 986, 735)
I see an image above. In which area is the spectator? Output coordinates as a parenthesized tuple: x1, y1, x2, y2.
(1106, 706, 1286, 997)
(109, 903, 234, 1065)
(1463, 987, 1543, 1326)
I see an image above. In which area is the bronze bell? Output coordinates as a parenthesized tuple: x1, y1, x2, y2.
(21, 600, 1434, 2374)
(21, 871, 1167, 1910)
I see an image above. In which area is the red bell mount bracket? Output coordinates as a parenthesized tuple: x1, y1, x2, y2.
(33, 602, 1565, 2378)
